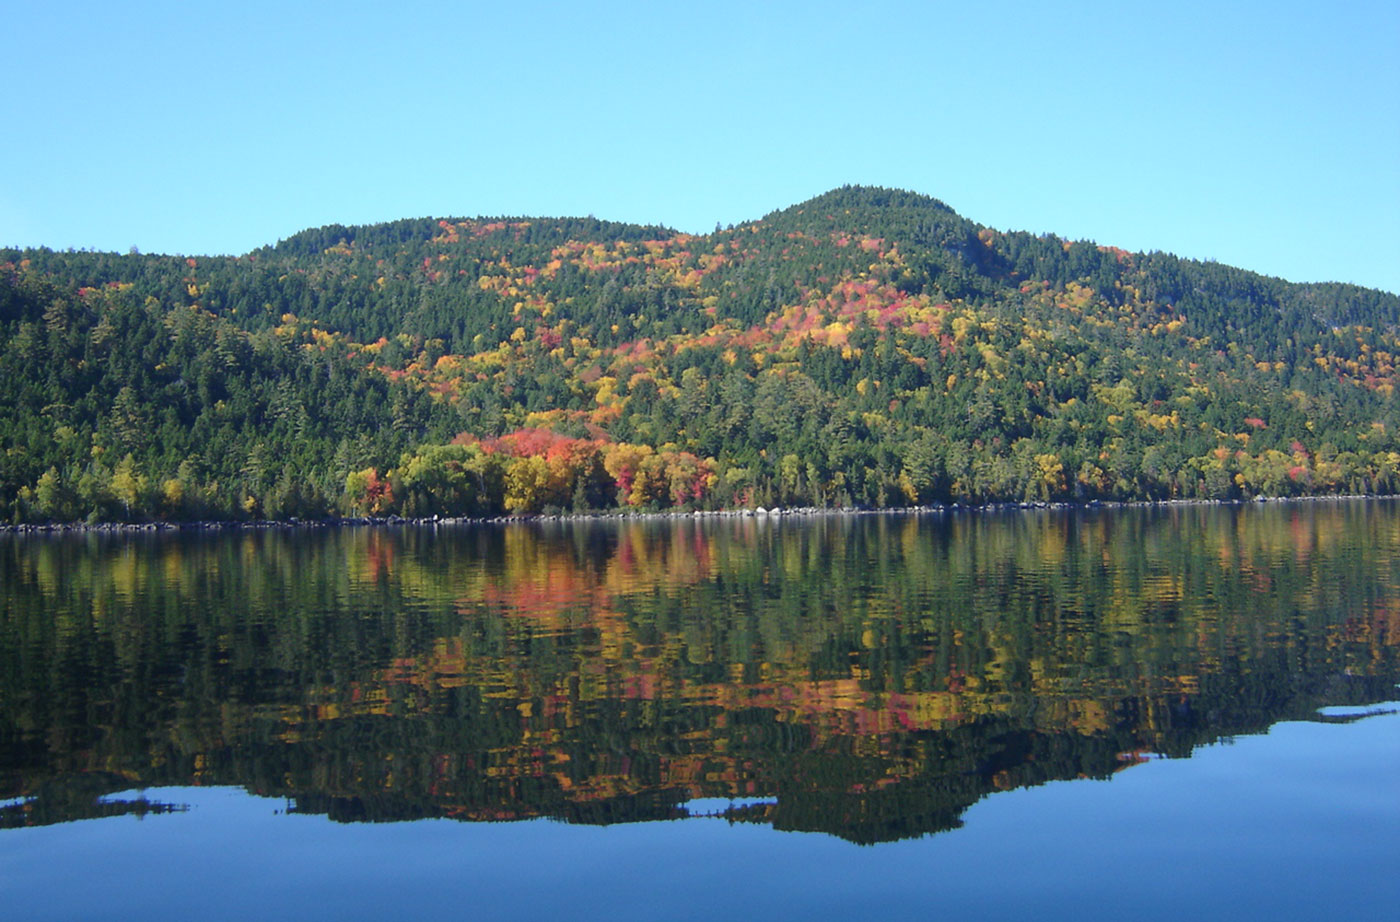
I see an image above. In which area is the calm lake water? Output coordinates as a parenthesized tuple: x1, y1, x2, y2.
(2, 503, 1397, 920)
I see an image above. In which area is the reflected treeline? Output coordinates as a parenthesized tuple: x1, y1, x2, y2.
(2, 502, 1398, 843)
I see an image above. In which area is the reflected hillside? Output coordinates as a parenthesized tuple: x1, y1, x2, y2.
(2, 503, 1397, 843)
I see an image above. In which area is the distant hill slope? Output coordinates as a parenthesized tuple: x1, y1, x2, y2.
(3, 186, 1399, 521)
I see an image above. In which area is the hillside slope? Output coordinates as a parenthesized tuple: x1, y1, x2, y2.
(3, 186, 1398, 521)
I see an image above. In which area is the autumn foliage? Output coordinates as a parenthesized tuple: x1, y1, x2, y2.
(4, 185, 1400, 522)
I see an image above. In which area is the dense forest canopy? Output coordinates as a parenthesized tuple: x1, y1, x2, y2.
(3, 185, 1399, 522)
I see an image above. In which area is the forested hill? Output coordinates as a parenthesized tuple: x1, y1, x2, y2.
(3, 185, 1399, 522)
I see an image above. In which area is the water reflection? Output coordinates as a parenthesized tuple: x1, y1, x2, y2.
(1, 502, 1397, 843)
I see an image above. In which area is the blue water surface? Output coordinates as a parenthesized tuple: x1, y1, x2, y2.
(4, 708, 1395, 922)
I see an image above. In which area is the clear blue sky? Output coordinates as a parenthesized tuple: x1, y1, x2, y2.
(4, 1, 1397, 293)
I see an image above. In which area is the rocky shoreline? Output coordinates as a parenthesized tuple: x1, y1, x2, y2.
(1, 493, 1392, 536)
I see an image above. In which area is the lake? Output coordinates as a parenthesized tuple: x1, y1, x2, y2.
(2, 502, 1397, 920)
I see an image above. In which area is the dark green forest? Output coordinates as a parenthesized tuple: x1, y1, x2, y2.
(4, 186, 1399, 522)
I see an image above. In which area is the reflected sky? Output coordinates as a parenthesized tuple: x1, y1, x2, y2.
(3, 709, 1395, 922)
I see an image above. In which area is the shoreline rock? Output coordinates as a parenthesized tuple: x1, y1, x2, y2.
(0, 493, 1394, 537)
